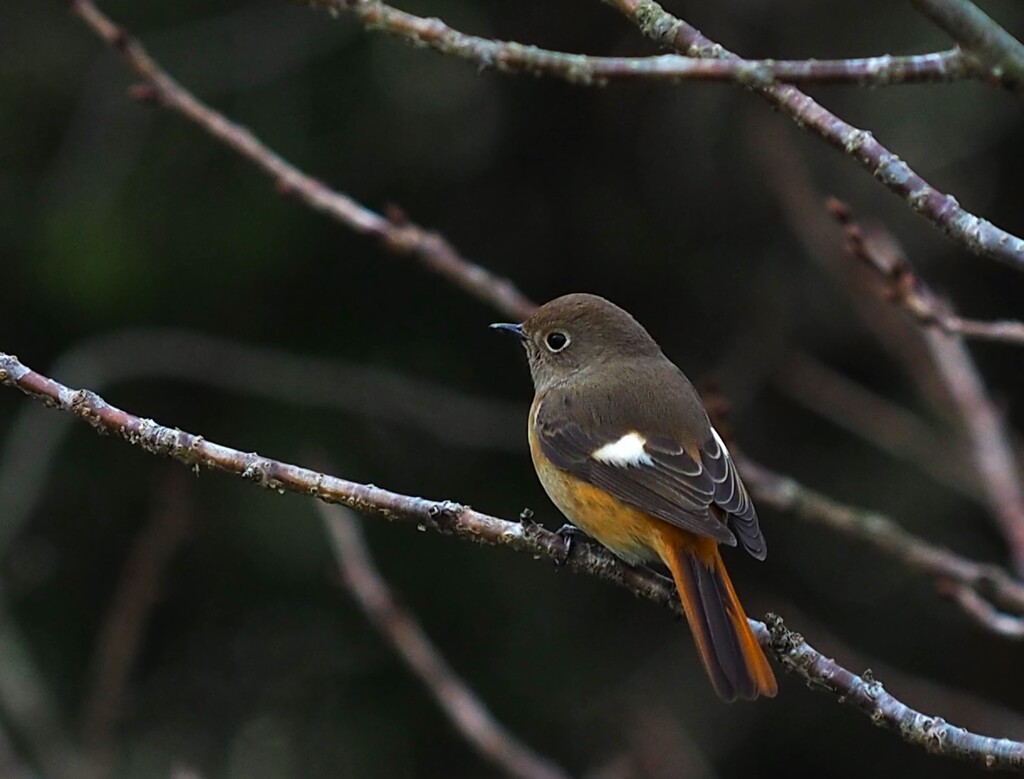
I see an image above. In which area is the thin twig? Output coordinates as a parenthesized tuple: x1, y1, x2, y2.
(322, 504, 570, 779)
(830, 200, 1024, 575)
(67, 0, 535, 322)
(2, 355, 1024, 769)
(912, 0, 1024, 93)
(601, 0, 1024, 271)
(79, 472, 193, 779)
(757, 612, 1022, 770)
(309, 0, 974, 87)
(828, 199, 1024, 346)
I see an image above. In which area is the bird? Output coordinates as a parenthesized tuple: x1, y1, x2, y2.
(492, 293, 777, 701)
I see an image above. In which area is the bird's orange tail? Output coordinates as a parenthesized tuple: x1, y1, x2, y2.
(657, 532, 777, 702)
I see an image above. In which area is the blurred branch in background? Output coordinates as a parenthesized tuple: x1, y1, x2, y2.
(601, 0, 1024, 270)
(308, 0, 977, 88)
(829, 200, 1024, 576)
(43, 2, 349, 224)
(78, 472, 194, 779)
(773, 353, 976, 499)
(322, 503, 570, 779)
(604, 709, 716, 779)
(2, 354, 1024, 769)
(168, 766, 205, 779)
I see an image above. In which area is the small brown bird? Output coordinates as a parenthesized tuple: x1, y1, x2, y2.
(493, 293, 776, 701)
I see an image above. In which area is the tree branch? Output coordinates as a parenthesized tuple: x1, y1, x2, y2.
(66, 0, 536, 323)
(912, 0, 1024, 94)
(3, 353, 1024, 768)
(322, 505, 570, 779)
(601, 0, 1024, 271)
(308, 0, 975, 87)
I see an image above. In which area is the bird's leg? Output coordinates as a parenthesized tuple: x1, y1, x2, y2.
(554, 523, 590, 566)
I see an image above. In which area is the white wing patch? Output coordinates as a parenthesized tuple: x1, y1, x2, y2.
(591, 432, 654, 467)
(710, 426, 730, 458)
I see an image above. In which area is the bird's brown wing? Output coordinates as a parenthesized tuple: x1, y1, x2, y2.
(659, 430, 765, 560)
(535, 401, 766, 557)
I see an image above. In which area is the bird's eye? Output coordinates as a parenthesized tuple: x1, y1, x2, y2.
(545, 331, 570, 352)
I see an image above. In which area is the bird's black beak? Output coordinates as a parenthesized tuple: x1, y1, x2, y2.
(489, 322, 526, 340)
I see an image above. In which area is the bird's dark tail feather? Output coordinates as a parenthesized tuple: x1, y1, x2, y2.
(660, 535, 777, 702)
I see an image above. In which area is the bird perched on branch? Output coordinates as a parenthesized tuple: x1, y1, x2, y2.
(493, 293, 776, 701)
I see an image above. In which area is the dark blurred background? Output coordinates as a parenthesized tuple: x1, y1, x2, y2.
(3, 0, 1024, 777)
